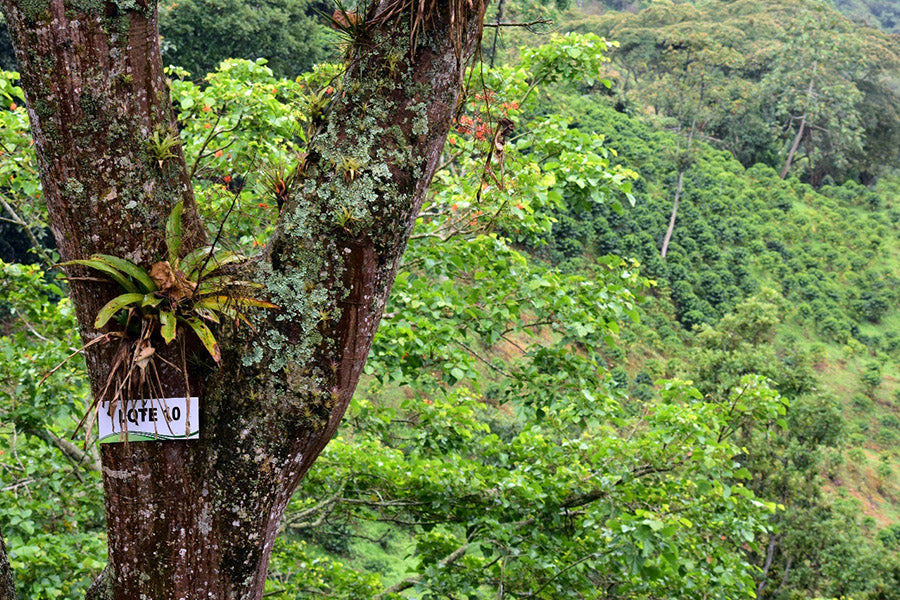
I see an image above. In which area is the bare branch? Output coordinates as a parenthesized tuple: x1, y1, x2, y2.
(376, 543, 470, 598)
(483, 18, 553, 29)
(0, 193, 53, 265)
(25, 428, 100, 473)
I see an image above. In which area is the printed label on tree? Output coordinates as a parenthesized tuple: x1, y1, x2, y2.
(98, 397, 199, 443)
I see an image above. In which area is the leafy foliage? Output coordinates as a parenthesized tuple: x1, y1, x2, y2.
(0, 263, 105, 599)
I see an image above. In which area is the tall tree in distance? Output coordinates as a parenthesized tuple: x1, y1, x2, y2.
(0, 0, 487, 598)
(766, 7, 865, 183)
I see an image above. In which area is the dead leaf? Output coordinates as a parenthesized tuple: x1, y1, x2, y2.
(151, 261, 196, 301)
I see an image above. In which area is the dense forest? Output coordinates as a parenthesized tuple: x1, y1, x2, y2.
(2, 0, 900, 598)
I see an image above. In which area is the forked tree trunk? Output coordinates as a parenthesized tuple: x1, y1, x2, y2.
(780, 72, 816, 180)
(0, 0, 486, 598)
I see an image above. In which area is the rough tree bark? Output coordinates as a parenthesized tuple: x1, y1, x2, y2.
(0, 529, 15, 600)
(0, 0, 486, 598)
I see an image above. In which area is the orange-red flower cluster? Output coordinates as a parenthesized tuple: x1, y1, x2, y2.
(454, 114, 492, 141)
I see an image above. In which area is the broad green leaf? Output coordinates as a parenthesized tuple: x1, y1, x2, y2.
(167, 201, 184, 266)
(141, 294, 163, 308)
(184, 317, 221, 363)
(94, 293, 144, 328)
(57, 259, 138, 294)
(91, 254, 158, 292)
(197, 276, 262, 295)
(198, 250, 246, 278)
(180, 245, 214, 276)
(159, 310, 176, 344)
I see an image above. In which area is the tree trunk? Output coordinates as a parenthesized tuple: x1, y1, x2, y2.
(756, 533, 780, 598)
(660, 168, 684, 259)
(0, 529, 16, 600)
(780, 73, 816, 179)
(0, 1, 486, 598)
(780, 114, 806, 179)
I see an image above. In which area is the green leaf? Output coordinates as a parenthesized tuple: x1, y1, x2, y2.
(91, 254, 157, 293)
(180, 247, 247, 279)
(180, 245, 214, 276)
(57, 259, 138, 294)
(197, 295, 278, 312)
(184, 317, 221, 363)
(141, 294, 163, 308)
(167, 201, 184, 266)
(198, 250, 246, 278)
(197, 277, 262, 295)
(94, 293, 144, 328)
(160, 310, 176, 344)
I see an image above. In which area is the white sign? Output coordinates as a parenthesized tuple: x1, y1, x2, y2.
(98, 397, 199, 443)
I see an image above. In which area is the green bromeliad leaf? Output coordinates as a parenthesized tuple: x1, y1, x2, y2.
(90, 254, 157, 293)
(179, 245, 215, 276)
(159, 310, 177, 344)
(57, 258, 139, 294)
(183, 317, 221, 363)
(94, 293, 144, 328)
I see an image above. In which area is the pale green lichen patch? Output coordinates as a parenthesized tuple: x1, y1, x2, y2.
(236, 20, 452, 429)
(17, 0, 51, 23)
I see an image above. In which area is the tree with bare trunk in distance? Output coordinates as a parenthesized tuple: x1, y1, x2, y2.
(0, 0, 487, 597)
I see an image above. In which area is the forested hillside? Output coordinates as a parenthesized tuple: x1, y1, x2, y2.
(2, 0, 900, 598)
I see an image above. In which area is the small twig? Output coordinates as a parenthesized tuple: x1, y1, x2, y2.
(376, 543, 470, 598)
(457, 340, 512, 377)
(195, 169, 250, 284)
(38, 331, 120, 387)
(515, 552, 602, 598)
(1, 478, 36, 493)
(26, 427, 101, 473)
(188, 108, 243, 179)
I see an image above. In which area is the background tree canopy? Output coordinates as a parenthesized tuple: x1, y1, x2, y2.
(158, 0, 333, 78)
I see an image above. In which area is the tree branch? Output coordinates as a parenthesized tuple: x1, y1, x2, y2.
(376, 543, 470, 598)
(483, 18, 553, 29)
(0, 193, 52, 265)
(25, 428, 101, 473)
